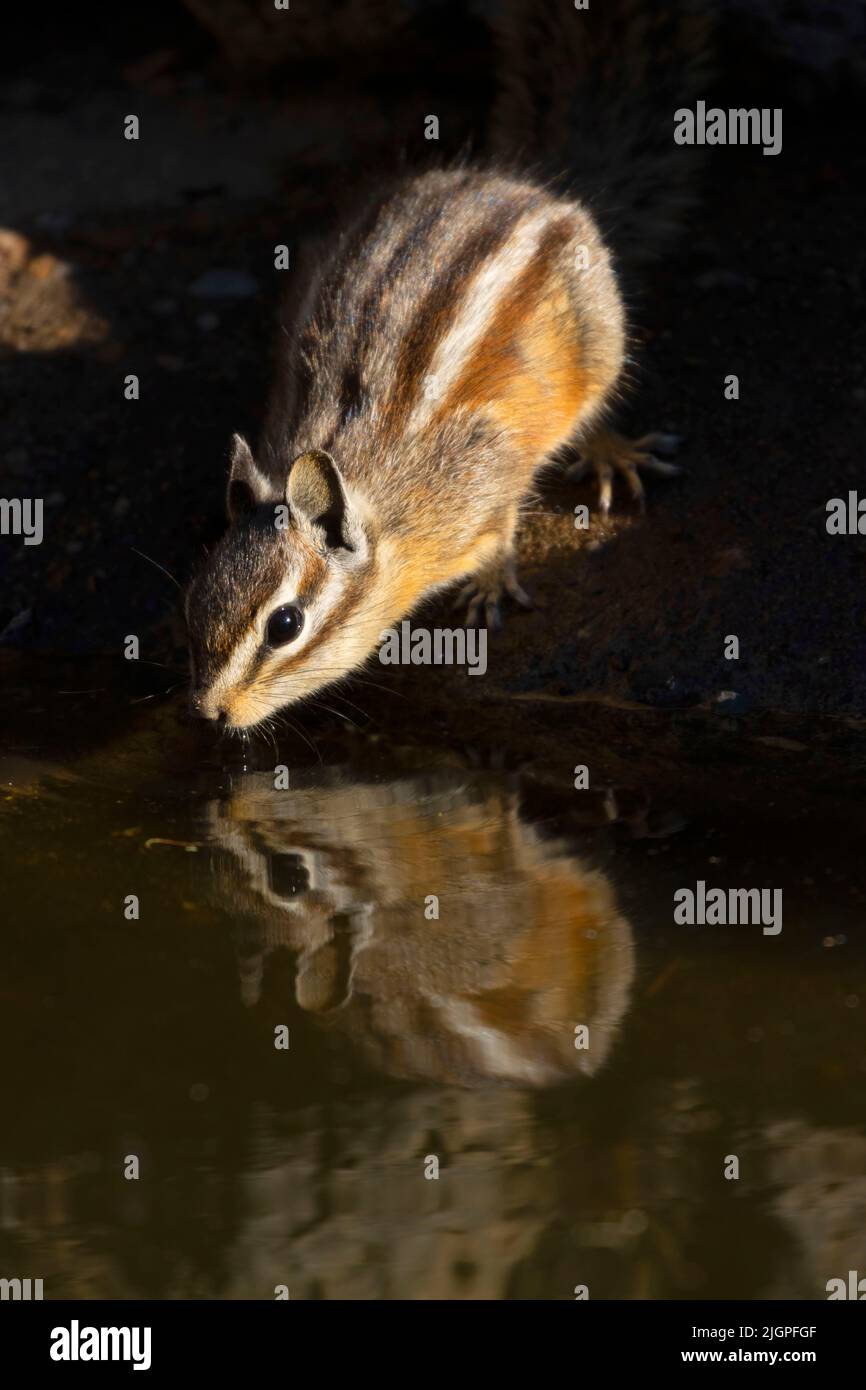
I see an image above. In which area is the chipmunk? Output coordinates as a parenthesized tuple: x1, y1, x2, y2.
(185, 1, 712, 731)
(203, 769, 635, 1087)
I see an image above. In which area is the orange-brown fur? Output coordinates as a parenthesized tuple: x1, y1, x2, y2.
(205, 770, 635, 1086)
(186, 2, 712, 728)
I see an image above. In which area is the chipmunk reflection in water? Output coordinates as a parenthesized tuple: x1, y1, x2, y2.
(203, 773, 635, 1087)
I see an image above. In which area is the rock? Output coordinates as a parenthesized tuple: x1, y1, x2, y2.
(0, 228, 31, 287)
(714, 690, 752, 714)
(27, 254, 64, 282)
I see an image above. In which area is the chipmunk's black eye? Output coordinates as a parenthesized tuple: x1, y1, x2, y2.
(266, 604, 304, 647)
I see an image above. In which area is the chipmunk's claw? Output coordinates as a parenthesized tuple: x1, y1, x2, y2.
(454, 564, 532, 630)
(565, 428, 682, 514)
(635, 432, 683, 456)
(454, 582, 503, 630)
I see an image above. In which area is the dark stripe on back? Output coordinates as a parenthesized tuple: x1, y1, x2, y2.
(315, 190, 460, 452)
(386, 194, 540, 429)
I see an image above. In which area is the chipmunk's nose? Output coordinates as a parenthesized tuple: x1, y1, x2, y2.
(189, 689, 226, 724)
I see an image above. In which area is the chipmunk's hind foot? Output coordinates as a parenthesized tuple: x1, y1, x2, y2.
(454, 554, 532, 630)
(565, 427, 682, 515)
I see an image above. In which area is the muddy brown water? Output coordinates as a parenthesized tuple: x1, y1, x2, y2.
(0, 656, 864, 1300)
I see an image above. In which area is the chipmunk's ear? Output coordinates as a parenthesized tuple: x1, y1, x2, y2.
(294, 906, 373, 1014)
(287, 449, 366, 556)
(226, 433, 271, 521)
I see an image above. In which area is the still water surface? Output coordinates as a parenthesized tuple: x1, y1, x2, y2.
(1, 665, 864, 1299)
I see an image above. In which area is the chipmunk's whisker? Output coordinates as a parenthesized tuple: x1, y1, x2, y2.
(131, 547, 183, 592)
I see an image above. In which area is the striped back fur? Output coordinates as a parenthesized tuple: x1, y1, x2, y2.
(261, 169, 623, 523)
(187, 169, 625, 728)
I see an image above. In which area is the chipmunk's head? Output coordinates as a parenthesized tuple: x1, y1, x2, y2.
(186, 435, 376, 731)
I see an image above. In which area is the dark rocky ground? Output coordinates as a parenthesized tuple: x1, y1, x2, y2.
(1, 1, 865, 758)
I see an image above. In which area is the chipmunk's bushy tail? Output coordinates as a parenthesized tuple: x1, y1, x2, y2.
(489, 0, 715, 265)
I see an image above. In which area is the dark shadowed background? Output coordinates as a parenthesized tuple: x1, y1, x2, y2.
(1, 0, 864, 727)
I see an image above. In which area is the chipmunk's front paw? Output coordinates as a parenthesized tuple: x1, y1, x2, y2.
(453, 557, 532, 630)
(565, 427, 682, 515)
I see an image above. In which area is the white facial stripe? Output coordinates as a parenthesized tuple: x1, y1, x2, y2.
(200, 557, 305, 705)
(199, 478, 381, 727)
(256, 563, 396, 719)
(266, 567, 347, 662)
(202, 562, 352, 716)
(205, 625, 260, 712)
(410, 207, 554, 429)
